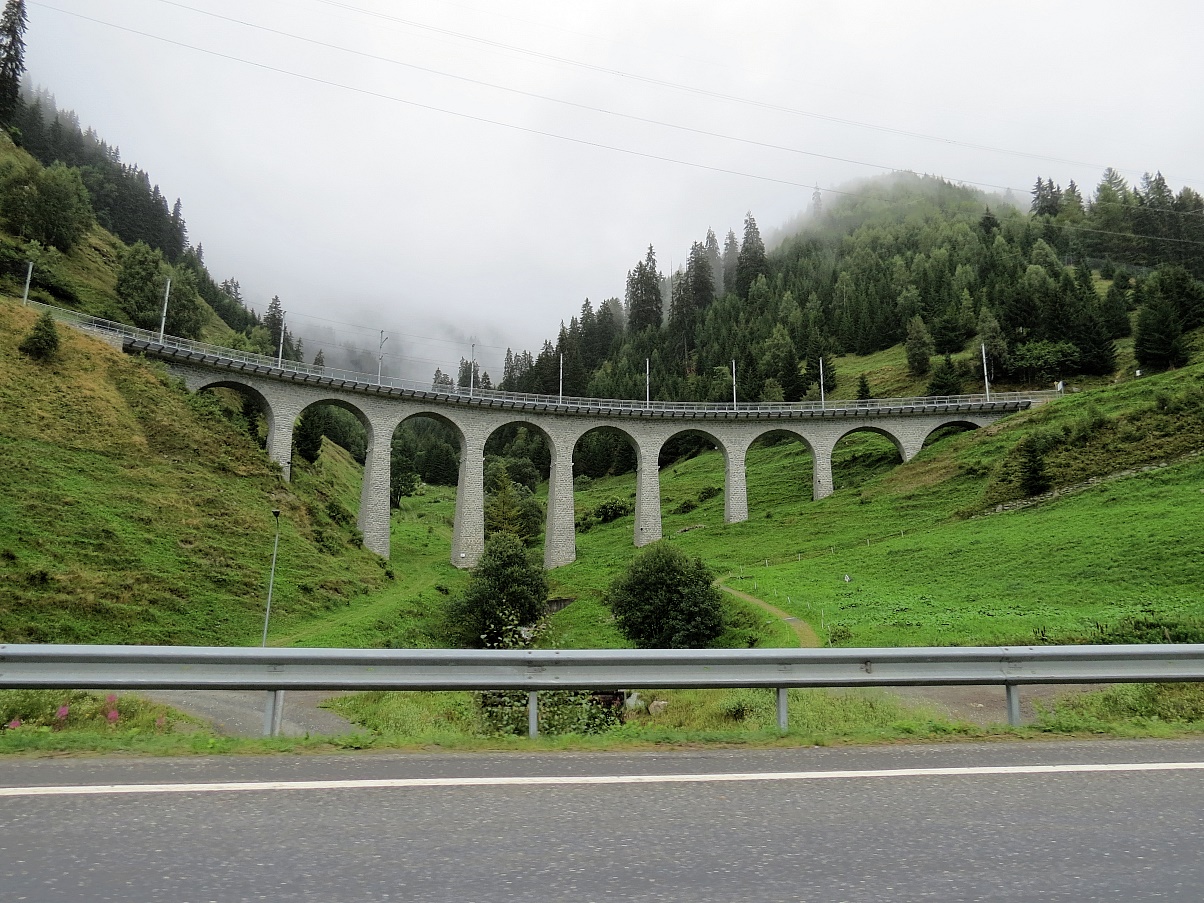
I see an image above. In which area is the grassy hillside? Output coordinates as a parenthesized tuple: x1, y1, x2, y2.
(3, 287, 1201, 657)
(541, 355, 1204, 649)
(0, 299, 390, 644)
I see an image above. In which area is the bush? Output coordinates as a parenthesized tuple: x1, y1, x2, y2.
(447, 532, 547, 647)
(606, 541, 725, 648)
(593, 498, 634, 523)
(577, 497, 634, 532)
(18, 310, 60, 362)
(477, 690, 622, 736)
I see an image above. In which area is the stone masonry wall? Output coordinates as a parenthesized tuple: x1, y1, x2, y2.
(167, 362, 1005, 569)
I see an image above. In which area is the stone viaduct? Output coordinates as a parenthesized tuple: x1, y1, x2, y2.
(131, 340, 1037, 570)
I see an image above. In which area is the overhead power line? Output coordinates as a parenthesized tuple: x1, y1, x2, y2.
(307, 0, 1200, 187)
(47, 2, 1204, 226)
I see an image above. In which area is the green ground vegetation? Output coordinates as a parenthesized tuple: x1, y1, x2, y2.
(2, 296, 1203, 751)
(0, 299, 389, 645)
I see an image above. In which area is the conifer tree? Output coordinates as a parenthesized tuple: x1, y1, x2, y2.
(1100, 279, 1132, 338)
(0, 0, 26, 127)
(1018, 437, 1052, 496)
(294, 405, 328, 464)
(856, 373, 871, 400)
(721, 229, 739, 297)
(625, 245, 662, 333)
(905, 315, 935, 377)
(735, 212, 767, 300)
(978, 206, 1000, 236)
(18, 309, 59, 361)
(704, 228, 724, 300)
(1134, 296, 1187, 371)
(1075, 312, 1117, 376)
(926, 354, 962, 397)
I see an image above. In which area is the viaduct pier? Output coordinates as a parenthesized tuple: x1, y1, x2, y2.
(122, 337, 1051, 570)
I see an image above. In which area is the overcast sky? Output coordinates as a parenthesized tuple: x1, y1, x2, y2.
(26, 0, 1204, 381)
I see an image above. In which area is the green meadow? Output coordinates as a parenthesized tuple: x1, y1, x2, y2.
(2, 295, 1203, 751)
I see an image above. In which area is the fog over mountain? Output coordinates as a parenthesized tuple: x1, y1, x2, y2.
(25, 0, 1204, 377)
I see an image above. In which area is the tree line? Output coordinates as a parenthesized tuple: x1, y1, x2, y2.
(496, 172, 1201, 413)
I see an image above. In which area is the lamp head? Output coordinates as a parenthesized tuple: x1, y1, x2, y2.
(272, 509, 280, 519)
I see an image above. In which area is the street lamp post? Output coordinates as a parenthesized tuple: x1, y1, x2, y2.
(378, 330, 388, 385)
(262, 509, 284, 737)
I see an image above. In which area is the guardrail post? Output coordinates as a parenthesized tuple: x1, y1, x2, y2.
(262, 690, 285, 737)
(776, 687, 788, 731)
(262, 690, 276, 737)
(528, 691, 539, 739)
(1005, 683, 1021, 726)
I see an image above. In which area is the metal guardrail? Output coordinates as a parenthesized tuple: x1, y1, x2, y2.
(20, 297, 1060, 417)
(3, 644, 1201, 735)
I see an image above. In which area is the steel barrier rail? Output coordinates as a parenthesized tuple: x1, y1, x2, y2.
(3, 644, 1203, 734)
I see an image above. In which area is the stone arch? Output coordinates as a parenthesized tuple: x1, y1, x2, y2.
(920, 418, 983, 450)
(394, 409, 473, 568)
(570, 424, 641, 552)
(743, 426, 818, 516)
(830, 424, 907, 460)
(295, 395, 375, 456)
(655, 427, 734, 532)
(395, 409, 467, 488)
(194, 377, 273, 425)
(828, 424, 906, 495)
(189, 375, 302, 481)
(571, 424, 639, 481)
(479, 416, 553, 551)
(289, 394, 392, 555)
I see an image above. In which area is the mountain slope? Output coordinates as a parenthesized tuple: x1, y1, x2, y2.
(0, 299, 388, 644)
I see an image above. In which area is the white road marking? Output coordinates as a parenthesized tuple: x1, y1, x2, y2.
(1, 761, 1202, 797)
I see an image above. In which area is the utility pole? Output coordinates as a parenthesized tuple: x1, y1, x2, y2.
(470, 342, 475, 398)
(378, 330, 388, 385)
(819, 357, 826, 410)
(981, 342, 991, 401)
(276, 311, 286, 368)
(645, 358, 650, 406)
(559, 353, 563, 404)
(157, 278, 172, 343)
(732, 359, 737, 408)
(20, 262, 32, 306)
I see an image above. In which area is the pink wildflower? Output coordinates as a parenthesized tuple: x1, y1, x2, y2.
(107, 709, 119, 724)
(56, 705, 69, 720)
(6, 718, 19, 729)
(105, 694, 118, 705)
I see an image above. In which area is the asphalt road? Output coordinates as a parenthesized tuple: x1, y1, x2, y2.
(2, 739, 1202, 902)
